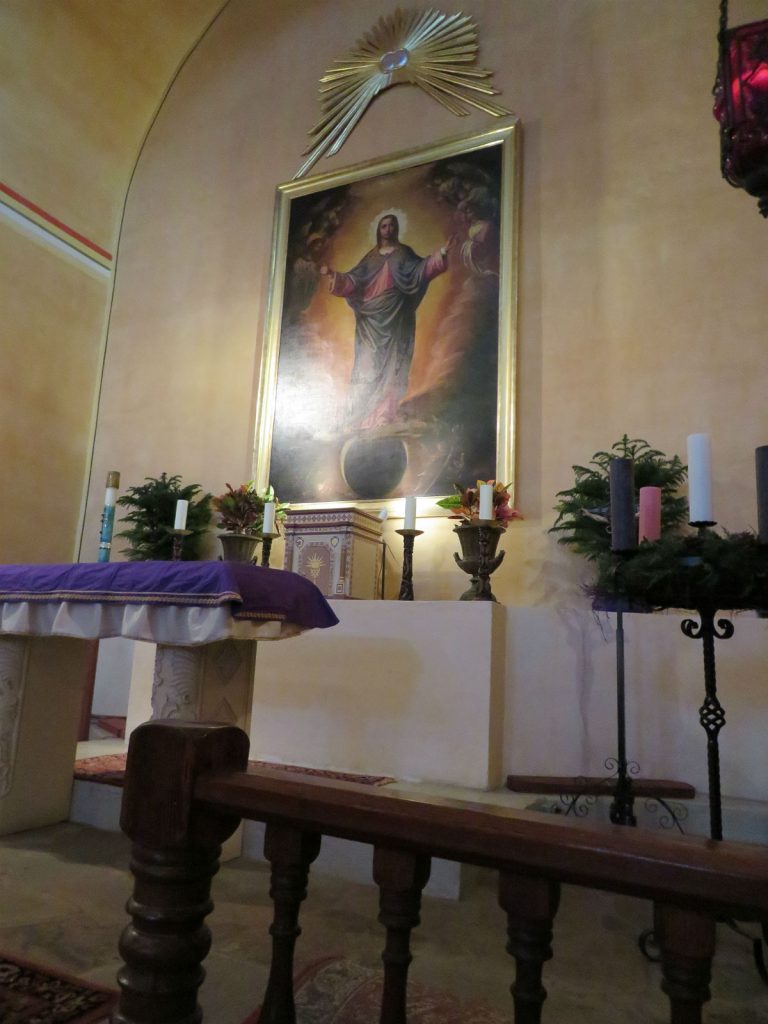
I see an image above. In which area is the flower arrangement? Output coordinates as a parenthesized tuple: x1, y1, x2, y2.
(437, 480, 523, 527)
(213, 482, 288, 537)
(213, 484, 264, 536)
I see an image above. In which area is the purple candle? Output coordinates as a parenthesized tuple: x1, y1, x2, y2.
(756, 446, 768, 543)
(609, 457, 636, 552)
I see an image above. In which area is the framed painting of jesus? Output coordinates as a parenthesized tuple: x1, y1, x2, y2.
(253, 119, 520, 512)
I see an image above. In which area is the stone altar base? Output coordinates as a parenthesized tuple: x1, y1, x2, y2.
(0, 636, 91, 834)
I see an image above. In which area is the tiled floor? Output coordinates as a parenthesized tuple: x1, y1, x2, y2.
(0, 820, 767, 1023)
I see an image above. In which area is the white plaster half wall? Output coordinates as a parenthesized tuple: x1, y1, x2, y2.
(120, 601, 768, 804)
(504, 606, 768, 804)
(251, 601, 506, 789)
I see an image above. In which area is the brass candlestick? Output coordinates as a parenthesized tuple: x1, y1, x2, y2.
(171, 529, 192, 562)
(396, 528, 423, 600)
(261, 532, 278, 568)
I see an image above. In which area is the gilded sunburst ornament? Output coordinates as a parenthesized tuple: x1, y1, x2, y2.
(295, 6, 512, 179)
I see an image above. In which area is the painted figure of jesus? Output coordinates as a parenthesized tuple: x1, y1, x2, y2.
(320, 213, 454, 430)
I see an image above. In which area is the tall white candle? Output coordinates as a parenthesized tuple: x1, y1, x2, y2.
(687, 433, 713, 524)
(478, 483, 494, 521)
(263, 501, 276, 534)
(403, 496, 417, 531)
(174, 499, 189, 530)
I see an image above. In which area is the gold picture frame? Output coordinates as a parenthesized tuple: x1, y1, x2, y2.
(253, 119, 520, 515)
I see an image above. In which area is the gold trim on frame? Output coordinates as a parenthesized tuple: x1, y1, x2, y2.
(253, 118, 520, 517)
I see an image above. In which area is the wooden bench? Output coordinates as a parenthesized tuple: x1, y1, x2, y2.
(112, 721, 768, 1024)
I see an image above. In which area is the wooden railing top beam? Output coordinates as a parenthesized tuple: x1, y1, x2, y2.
(195, 765, 768, 919)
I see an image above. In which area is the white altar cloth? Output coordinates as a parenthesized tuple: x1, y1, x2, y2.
(0, 600, 299, 644)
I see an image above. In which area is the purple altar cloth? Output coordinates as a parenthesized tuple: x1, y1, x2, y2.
(0, 561, 338, 630)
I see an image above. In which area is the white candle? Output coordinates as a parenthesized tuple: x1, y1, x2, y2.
(687, 433, 713, 524)
(174, 499, 189, 530)
(478, 483, 494, 521)
(403, 496, 417, 531)
(263, 501, 276, 534)
(104, 470, 120, 507)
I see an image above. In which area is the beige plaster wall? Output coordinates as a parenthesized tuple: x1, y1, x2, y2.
(0, 0, 225, 562)
(0, 228, 108, 562)
(87, 0, 768, 602)
(0, 0, 227, 254)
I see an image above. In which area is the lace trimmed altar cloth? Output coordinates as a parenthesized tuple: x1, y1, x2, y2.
(0, 560, 338, 644)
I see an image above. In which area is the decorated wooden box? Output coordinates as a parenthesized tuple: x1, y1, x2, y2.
(282, 507, 383, 599)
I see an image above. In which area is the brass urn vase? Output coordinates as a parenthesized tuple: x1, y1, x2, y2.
(453, 522, 505, 601)
(218, 532, 259, 563)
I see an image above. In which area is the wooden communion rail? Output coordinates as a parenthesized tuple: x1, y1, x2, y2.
(111, 721, 768, 1024)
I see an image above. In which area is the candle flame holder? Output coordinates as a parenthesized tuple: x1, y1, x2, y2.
(396, 528, 423, 600)
(260, 532, 278, 568)
(171, 529, 192, 562)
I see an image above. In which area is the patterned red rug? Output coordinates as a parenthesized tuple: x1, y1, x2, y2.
(73, 753, 395, 788)
(0, 953, 506, 1023)
(241, 956, 510, 1024)
(0, 952, 116, 1023)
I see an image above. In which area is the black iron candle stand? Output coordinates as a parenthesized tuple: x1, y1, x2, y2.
(551, 607, 689, 834)
(680, 606, 733, 841)
(171, 529, 191, 562)
(608, 610, 637, 826)
(396, 528, 423, 601)
(260, 532, 278, 569)
(678, 522, 731, 842)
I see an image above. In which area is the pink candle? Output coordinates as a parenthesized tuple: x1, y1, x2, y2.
(638, 486, 661, 542)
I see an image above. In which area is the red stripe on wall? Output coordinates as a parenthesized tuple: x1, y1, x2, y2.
(0, 182, 113, 261)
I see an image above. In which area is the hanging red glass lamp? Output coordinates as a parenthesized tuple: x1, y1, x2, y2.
(713, 0, 768, 216)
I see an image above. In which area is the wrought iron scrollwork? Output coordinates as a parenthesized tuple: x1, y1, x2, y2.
(605, 757, 640, 777)
(643, 798, 688, 834)
(681, 615, 735, 641)
(680, 608, 735, 841)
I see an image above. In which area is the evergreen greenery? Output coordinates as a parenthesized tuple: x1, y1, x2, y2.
(592, 531, 768, 611)
(551, 436, 768, 610)
(116, 473, 212, 560)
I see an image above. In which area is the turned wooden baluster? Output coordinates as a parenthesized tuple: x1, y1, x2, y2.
(113, 720, 249, 1024)
(655, 903, 717, 1024)
(498, 872, 561, 1024)
(259, 823, 321, 1024)
(373, 846, 431, 1024)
